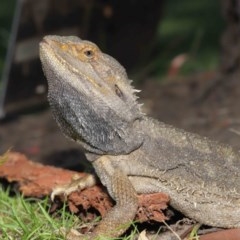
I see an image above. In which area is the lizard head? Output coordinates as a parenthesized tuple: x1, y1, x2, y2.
(39, 35, 144, 155)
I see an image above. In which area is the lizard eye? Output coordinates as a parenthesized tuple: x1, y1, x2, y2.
(83, 49, 94, 58)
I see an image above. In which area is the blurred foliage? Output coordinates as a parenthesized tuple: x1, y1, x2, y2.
(155, 0, 224, 76)
(0, 0, 15, 81)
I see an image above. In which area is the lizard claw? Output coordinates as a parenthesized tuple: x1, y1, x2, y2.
(58, 226, 97, 240)
(51, 174, 97, 202)
(51, 185, 69, 201)
(57, 227, 85, 240)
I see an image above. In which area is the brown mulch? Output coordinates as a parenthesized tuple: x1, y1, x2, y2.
(0, 151, 169, 223)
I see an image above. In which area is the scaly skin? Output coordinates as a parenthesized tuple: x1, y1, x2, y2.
(39, 35, 240, 239)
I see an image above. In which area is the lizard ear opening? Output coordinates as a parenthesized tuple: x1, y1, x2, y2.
(114, 84, 124, 98)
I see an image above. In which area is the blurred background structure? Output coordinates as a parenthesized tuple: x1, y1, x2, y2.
(1, 0, 240, 168)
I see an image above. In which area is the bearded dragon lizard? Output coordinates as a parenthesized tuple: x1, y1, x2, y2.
(39, 35, 240, 239)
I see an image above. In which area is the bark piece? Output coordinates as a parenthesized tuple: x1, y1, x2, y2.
(199, 228, 240, 240)
(0, 151, 86, 197)
(0, 151, 169, 222)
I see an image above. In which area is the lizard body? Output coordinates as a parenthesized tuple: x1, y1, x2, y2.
(39, 35, 240, 239)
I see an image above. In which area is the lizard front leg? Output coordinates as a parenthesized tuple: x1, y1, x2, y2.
(92, 168, 138, 238)
(60, 155, 138, 240)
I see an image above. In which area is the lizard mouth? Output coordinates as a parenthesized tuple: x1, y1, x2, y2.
(40, 37, 49, 45)
(40, 36, 63, 57)
(39, 37, 53, 50)
(39, 38, 54, 60)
